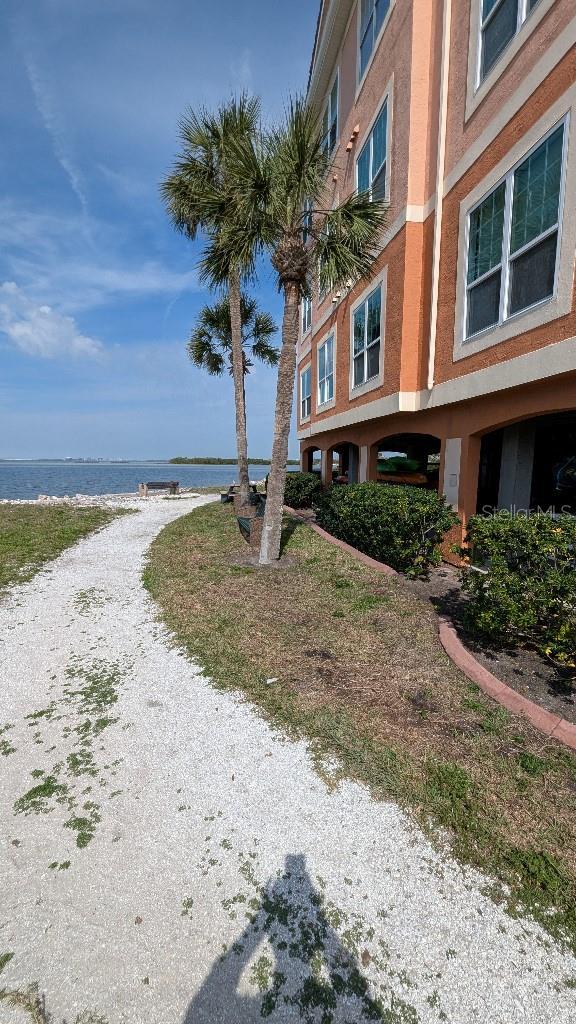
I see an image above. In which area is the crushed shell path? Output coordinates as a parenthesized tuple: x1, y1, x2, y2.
(0, 496, 574, 1024)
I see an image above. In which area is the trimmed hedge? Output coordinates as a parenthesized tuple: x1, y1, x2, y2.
(461, 512, 576, 673)
(314, 482, 459, 577)
(283, 471, 323, 509)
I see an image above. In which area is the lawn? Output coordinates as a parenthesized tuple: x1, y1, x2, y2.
(0, 504, 129, 592)
(145, 501, 576, 952)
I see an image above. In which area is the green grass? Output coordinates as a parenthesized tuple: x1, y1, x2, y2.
(144, 502, 576, 952)
(0, 504, 131, 592)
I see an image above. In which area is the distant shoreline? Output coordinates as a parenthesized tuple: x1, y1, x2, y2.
(169, 457, 299, 466)
(0, 457, 299, 465)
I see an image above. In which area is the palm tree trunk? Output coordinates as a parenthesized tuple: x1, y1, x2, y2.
(259, 280, 299, 565)
(229, 268, 250, 505)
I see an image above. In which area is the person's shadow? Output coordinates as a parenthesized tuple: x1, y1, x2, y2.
(183, 853, 402, 1023)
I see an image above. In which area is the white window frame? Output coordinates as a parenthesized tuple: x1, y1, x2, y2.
(476, 0, 542, 89)
(301, 292, 312, 336)
(357, 0, 393, 89)
(463, 117, 568, 344)
(349, 270, 386, 399)
(300, 364, 312, 422)
(356, 100, 388, 203)
(317, 333, 335, 409)
(322, 69, 339, 158)
(453, 92, 576, 362)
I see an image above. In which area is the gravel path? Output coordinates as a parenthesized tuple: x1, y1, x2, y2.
(1, 497, 574, 1024)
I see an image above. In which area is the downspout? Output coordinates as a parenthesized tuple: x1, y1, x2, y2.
(427, 0, 453, 391)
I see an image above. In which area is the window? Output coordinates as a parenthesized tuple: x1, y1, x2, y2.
(359, 0, 390, 79)
(479, 0, 541, 83)
(302, 198, 313, 244)
(353, 286, 381, 386)
(357, 101, 387, 201)
(301, 292, 312, 335)
(322, 73, 338, 157)
(465, 123, 564, 339)
(300, 366, 311, 420)
(318, 335, 334, 406)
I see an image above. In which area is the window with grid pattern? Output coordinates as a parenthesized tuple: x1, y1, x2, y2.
(465, 124, 564, 339)
(353, 286, 381, 387)
(322, 74, 339, 157)
(318, 335, 334, 406)
(356, 102, 387, 202)
(359, 0, 391, 79)
(300, 366, 311, 420)
(479, 0, 542, 83)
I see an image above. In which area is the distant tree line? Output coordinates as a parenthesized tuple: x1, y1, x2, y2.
(169, 456, 298, 465)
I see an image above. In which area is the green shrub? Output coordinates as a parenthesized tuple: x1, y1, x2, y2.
(314, 482, 459, 577)
(461, 512, 576, 672)
(283, 471, 323, 509)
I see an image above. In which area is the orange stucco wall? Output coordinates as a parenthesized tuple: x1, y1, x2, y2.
(301, 0, 576, 490)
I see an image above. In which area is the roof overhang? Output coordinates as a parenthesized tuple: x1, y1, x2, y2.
(308, 0, 355, 110)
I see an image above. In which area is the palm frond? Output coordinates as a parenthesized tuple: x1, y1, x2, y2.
(315, 191, 388, 293)
(187, 290, 277, 375)
(187, 328, 226, 376)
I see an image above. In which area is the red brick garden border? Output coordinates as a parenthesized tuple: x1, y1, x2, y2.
(285, 506, 576, 752)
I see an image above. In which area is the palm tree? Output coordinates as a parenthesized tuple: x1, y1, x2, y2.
(189, 291, 278, 376)
(161, 96, 259, 505)
(201, 98, 388, 563)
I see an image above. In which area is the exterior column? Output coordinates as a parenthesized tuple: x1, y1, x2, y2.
(441, 437, 462, 509)
(497, 423, 535, 512)
(440, 435, 480, 563)
(359, 445, 369, 483)
(300, 449, 307, 472)
(320, 450, 331, 486)
(348, 446, 359, 483)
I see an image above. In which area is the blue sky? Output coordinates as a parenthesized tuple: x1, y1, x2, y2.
(0, 0, 317, 459)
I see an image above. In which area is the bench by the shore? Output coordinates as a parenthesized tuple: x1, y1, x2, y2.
(138, 481, 179, 497)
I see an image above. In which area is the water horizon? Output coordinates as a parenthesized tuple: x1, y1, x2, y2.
(0, 460, 274, 500)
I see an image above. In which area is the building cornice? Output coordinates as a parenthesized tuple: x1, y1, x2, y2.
(297, 336, 576, 439)
(308, 0, 355, 109)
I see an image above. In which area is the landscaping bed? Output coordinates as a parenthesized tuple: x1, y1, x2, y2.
(0, 503, 130, 592)
(145, 501, 576, 951)
(407, 566, 576, 726)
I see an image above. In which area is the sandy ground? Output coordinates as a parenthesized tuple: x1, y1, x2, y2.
(1, 496, 575, 1024)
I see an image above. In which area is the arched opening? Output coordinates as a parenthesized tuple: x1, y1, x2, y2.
(370, 433, 441, 490)
(328, 442, 360, 484)
(476, 411, 576, 514)
(301, 446, 322, 476)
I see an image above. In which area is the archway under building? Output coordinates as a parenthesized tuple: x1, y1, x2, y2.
(369, 433, 441, 490)
(328, 442, 360, 484)
(300, 446, 322, 476)
(476, 411, 576, 514)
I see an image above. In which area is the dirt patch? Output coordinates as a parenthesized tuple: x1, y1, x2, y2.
(407, 566, 576, 725)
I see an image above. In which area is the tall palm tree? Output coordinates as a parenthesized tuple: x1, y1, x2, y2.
(201, 98, 388, 563)
(189, 291, 278, 377)
(161, 96, 259, 505)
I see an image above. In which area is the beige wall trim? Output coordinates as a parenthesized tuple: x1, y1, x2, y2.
(465, 0, 559, 121)
(296, 335, 576, 440)
(445, 16, 576, 195)
(430, 335, 576, 409)
(428, 0, 453, 390)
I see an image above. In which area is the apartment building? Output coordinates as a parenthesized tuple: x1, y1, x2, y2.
(298, 0, 576, 540)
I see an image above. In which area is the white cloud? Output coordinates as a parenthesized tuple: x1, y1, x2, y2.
(0, 201, 198, 314)
(21, 49, 90, 221)
(0, 282, 102, 359)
